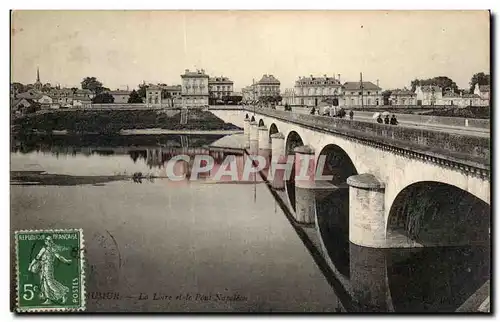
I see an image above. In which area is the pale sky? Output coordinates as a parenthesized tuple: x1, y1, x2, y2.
(11, 10, 490, 91)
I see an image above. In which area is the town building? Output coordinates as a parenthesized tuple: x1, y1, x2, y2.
(242, 85, 256, 104)
(17, 89, 43, 101)
(294, 75, 342, 106)
(255, 74, 280, 100)
(282, 88, 296, 106)
(181, 69, 209, 107)
(474, 84, 490, 105)
(461, 93, 485, 107)
(415, 85, 443, 106)
(11, 98, 37, 115)
(34, 67, 42, 91)
(389, 89, 417, 106)
(342, 81, 383, 107)
(208, 76, 234, 101)
(146, 84, 182, 107)
(107, 90, 132, 104)
(439, 90, 484, 107)
(146, 85, 162, 106)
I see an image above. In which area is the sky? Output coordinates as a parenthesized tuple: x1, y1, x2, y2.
(11, 10, 490, 92)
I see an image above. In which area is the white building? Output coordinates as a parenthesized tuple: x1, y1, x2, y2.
(282, 88, 296, 106)
(342, 81, 382, 107)
(415, 85, 443, 106)
(294, 75, 342, 107)
(181, 69, 209, 107)
(255, 74, 280, 100)
(389, 89, 417, 106)
(208, 76, 234, 100)
(474, 84, 490, 106)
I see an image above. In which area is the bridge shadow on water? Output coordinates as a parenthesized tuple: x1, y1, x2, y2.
(265, 163, 490, 312)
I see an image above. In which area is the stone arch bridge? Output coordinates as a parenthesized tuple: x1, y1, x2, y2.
(210, 107, 490, 250)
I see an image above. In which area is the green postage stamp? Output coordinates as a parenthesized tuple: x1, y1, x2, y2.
(15, 228, 86, 312)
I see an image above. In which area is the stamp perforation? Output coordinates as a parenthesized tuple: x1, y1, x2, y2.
(15, 228, 86, 313)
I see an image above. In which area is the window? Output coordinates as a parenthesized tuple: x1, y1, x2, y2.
(359, 92, 362, 95)
(155, 98, 158, 104)
(367, 92, 371, 95)
(149, 97, 152, 104)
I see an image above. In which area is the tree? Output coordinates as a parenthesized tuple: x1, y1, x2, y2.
(128, 90, 143, 103)
(161, 90, 174, 107)
(92, 92, 115, 104)
(469, 72, 490, 92)
(71, 87, 78, 94)
(81, 77, 108, 94)
(42, 83, 52, 92)
(137, 82, 148, 98)
(382, 90, 393, 105)
(410, 76, 458, 93)
(11, 82, 26, 95)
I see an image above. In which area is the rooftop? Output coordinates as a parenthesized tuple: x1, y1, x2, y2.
(17, 89, 43, 100)
(181, 69, 209, 78)
(296, 76, 341, 86)
(108, 90, 131, 95)
(257, 74, 280, 85)
(343, 81, 381, 91)
(478, 85, 490, 92)
(391, 89, 415, 96)
(209, 76, 233, 84)
(419, 85, 442, 93)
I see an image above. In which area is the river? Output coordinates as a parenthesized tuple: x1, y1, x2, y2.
(10, 133, 342, 312)
(10, 133, 489, 312)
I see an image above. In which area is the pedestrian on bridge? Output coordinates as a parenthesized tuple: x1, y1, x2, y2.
(384, 115, 390, 124)
(376, 115, 383, 124)
(349, 110, 354, 120)
(390, 114, 399, 125)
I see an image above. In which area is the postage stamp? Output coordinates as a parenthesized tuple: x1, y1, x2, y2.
(15, 228, 86, 312)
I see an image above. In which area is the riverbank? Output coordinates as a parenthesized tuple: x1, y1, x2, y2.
(120, 129, 243, 135)
(12, 109, 242, 134)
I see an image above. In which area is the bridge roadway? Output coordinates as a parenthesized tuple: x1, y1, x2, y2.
(273, 106, 489, 138)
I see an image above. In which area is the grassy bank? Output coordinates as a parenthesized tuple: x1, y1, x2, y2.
(423, 106, 490, 119)
(13, 109, 242, 134)
(11, 133, 227, 154)
(354, 106, 490, 119)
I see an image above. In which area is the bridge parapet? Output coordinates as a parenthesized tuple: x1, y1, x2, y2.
(249, 107, 490, 175)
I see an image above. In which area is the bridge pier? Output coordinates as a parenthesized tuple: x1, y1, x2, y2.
(248, 121, 259, 156)
(294, 145, 316, 224)
(258, 126, 271, 170)
(349, 243, 393, 312)
(270, 132, 286, 190)
(243, 116, 250, 148)
(347, 174, 386, 248)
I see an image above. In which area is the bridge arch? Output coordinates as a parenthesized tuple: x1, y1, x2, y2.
(268, 123, 279, 140)
(284, 131, 304, 212)
(387, 181, 490, 247)
(386, 182, 490, 312)
(314, 144, 358, 278)
(258, 119, 265, 127)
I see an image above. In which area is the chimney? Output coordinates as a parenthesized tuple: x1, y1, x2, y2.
(337, 74, 341, 83)
(185, 69, 189, 73)
(201, 69, 205, 74)
(376, 79, 379, 88)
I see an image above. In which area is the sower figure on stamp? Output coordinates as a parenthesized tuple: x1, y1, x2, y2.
(28, 236, 72, 305)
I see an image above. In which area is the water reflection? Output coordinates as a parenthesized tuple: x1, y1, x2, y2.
(11, 133, 489, 312)
(314, 190, 490, 312)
